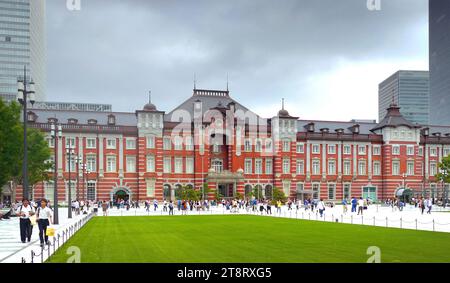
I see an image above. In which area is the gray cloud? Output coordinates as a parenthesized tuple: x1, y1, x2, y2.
(46, 0, 428, 120)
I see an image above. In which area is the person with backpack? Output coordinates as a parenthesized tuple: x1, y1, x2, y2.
(15, 198, 35, 243)
(36, 199, 53, 247)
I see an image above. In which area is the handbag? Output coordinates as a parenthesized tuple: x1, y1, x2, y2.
(46, 226, 55, 237)
(29, 215, 37, 226)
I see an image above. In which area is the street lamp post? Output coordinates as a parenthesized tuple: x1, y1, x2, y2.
(50, 123, 62, 224)
(66, 146, 75, 219)
(17, 66, 36, 200)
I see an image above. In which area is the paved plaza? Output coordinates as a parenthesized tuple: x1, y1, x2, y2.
(1, 203, 449, 263)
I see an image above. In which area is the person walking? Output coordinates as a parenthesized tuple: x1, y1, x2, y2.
(342, 198, 348, 214)
(15, 198, 35, 243)
(169, 201, 174, 215)
(351, 197, 357, 213)
(101, 201, 108, 216)
(163, 200, 168, 212)
(357, 197, 364, 215)
(266, 201, 272, 215)
(317, 198, 325, 217)
(420, 198, 426, 215)
(276, 200, 282, 214)
(426, 197, 432, 214)
(35, 199, 53, 247)
(153, 199, 158, 211)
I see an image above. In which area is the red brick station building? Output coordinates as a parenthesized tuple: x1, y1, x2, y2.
(9, 88, 450, 204)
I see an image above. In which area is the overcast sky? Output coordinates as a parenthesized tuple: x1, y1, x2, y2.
(46, 0, 428, 121)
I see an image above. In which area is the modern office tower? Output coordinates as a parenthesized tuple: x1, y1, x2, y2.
(378, 70, 429, 125)
(429, 0, 450, 125)
(0, 0, 46, 102)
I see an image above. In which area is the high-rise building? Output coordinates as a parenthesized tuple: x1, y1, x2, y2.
(0, 0, 46, 102)
(378, 70, 429, 125)
(429, 0, 450, 125)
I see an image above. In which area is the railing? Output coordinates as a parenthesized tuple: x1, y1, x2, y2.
(21, 212, 95, 263)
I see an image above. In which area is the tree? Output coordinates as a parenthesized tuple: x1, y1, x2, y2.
(271, 187, 288, 205)
(201, 183, 211, 200)
(0, 98, 52, 195)
(436, 155, 450, 184)
(0, 99, 22, 193)
(178, 186, 202, 201)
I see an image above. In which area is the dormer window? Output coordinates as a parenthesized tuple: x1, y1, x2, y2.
(421, 127, 430, 136)
(88, 119, 98, 125)
(320, 128, 329, 134)
(68, 118, 78, 124)
(107, 114, 116, 125)
(48, 118, 58, 124)
(27, 111, 37, 122)
(305, 122, 315, 132)
(335, 128, 344, 135)
(432, 132, 441, 138)
(349, 124, 360, 134)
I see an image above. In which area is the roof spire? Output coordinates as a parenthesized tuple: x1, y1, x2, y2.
(226, 73, 229, 92)
(193, 73, 197, 90)
(282, 98, 285, 110)
(149, 90, 152, 103)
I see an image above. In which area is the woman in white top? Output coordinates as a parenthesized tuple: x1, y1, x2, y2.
(36, 198, 53, 247)
(317, 199, 326, 218)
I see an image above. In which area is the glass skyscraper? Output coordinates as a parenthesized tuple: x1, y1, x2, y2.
(378, 70, 429, 125)
(429, 0, 450, 125)
(0, 0, 46, 102)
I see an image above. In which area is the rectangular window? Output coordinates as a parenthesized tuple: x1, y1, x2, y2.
(265, 159, 273, 174)
(146, 179, 156, 197)
(185, 136, 194, 151)
(126, 138, 136, 150)
(373, 145, 381, 155)
(392, 145, 400, 155)
(343, 145, 351, 155)
(444, 148, 450, 158)
(358, 160, 366, 175)
(86, 181, 96, 201)
(328, 160, 336, 175)
(86, 138, 96, 149)
(163, 157, 171, 173)
(296, 143, 304, 153)
(65, 137, 76, 149)
(407, 146, 414, 156)
(407, 161, 414, 176)
(163, 137, 172, 150)
(174, 157, 183, 173)
(86, 155, 96, 172)
(126, 156, 136, 172)
(44, 182, 54, 204)
(328, 145, 336, 154)
(312, 144, 320, 154)
(283, 158, 290, 174)
(418, 147, 423, 156)
(343, 183, 351, 200)
(373, 161, 381, 176)
(282, 140, 290, 152)
(312, 183, 320, 199)
(312, 160, 320, 175)
(174, 137, 183, 151)
(392, 161, 400, 175)
(146, 135, 155, 149)
(106, 138, 116, 149)
(296, 160, 304, 175)
(343, 160, 351, 175)
(328, 183, 336, 200)
(65, 155, 76, 172)
(255, 139, 262, 152)
(358, 145, 366, 155)
(430, 148, 437, 157)
(47, 138, 55, 148)
(106, 156, 116, 172)
(186, 157, 194, 174)
(430, 162, 437, 176)
(244, 139, 252, 152)
(255, 159, 263, 174)
(245, 159, 252, 174)
(146, 155, 155, 172)
(282, 181, 290, 197)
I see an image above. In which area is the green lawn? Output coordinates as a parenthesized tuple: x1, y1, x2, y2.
(48, 215, 450, 263)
